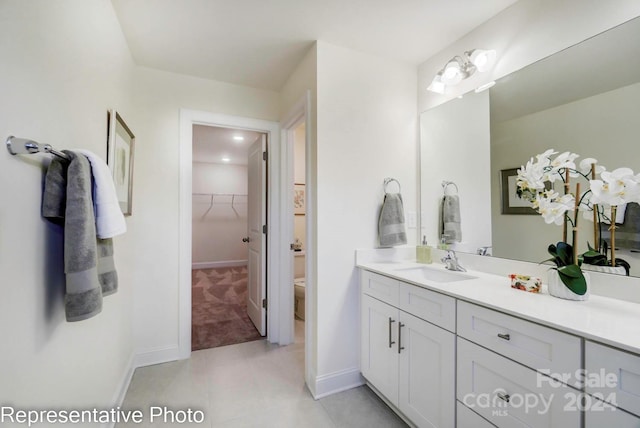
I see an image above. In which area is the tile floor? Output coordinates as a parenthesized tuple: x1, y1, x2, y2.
(118, 320, 408, 427)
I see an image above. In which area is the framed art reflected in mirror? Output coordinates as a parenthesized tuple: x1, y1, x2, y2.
(500, 168, 539, 215)
(107, 110, 135, 216)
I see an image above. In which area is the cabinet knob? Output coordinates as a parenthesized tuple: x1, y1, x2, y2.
(242, 237, 250, 243)
(497, 333, 511, 341)
(497, 392, 510, 403)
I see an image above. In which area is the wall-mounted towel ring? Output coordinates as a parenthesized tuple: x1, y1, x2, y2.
(442, 180, 459, 195)
(384, 178, 401, 194)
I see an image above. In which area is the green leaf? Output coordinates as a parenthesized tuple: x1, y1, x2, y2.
(554, 242, 573, 266)
(557, 265, 588, 295)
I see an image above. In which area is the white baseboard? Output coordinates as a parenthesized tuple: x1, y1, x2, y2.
(133, 345, 184, 368)
(192, 260, 248, 269)
(311, 367, 364, 399)
(102, 352, 136, 428)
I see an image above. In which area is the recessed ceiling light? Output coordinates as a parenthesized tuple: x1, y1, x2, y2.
(222, 157, 231, 162)
(233, 136, 244, 141)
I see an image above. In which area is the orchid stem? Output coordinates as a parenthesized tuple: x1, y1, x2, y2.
(611, 205, 617, 267)
(591, 163, 599, 249)
(573, 182, 581, 265)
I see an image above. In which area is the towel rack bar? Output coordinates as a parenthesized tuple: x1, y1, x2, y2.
(6, 135, 70, 160)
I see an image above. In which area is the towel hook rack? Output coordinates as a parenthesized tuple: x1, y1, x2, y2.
(442, 180, 459, 195)
(384, 177, 401, 194)
(6, 135, 70, 160)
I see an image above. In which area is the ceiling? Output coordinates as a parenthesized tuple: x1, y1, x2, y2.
(111, 0, 518, 91)
(192, 125, 263, 165)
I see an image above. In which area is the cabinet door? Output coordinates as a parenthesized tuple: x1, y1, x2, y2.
(399, 311, 455, 428)
(361, 294, 399, 406)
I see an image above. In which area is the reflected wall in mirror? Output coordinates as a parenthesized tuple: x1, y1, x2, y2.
(420, 16, 640, 277)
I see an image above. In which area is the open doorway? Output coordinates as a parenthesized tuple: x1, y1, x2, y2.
(292, 122, 306, 345)
(191, 125, 267, 351)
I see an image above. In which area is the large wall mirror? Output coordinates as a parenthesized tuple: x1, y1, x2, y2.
(420, 16, 640, 277)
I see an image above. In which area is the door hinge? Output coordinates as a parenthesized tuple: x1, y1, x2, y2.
(262, 298, 268, 309)
(263, 224, 267, 234)
(263, 151, 267, 161)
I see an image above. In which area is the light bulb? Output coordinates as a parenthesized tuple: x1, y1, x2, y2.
(467, 49, 496, 72)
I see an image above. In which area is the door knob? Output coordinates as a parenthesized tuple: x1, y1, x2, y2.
(242, 237, 250, 243)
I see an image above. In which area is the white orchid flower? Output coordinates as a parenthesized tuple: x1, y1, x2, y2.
(537, 193, 575, 225)
(579, 157, 605, 176)
(549, 151, 579, 177)
(536, 149, 557, 163)
(591, 167, 640, 205)
(517, 158, 546, 191)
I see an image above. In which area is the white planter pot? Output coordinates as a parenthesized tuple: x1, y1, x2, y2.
(581, 264, 627, 276)
(547, 269, 590, 301)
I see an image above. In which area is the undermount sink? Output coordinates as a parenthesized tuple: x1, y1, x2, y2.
(394, 266, 477, 283)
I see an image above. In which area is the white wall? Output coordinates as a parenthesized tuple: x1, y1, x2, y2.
(491, 82, 640, 266)
(192, 162, 248, 265)
(315, 41, 417, 389)
(131, 66, 280, 357)
(0, 0, 135, 409)
(420, 90, 491, 253)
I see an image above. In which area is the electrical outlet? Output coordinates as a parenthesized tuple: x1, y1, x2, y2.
(407, 211, 417, 229)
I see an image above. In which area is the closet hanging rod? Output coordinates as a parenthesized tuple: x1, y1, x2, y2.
(6, 136, 70, 160)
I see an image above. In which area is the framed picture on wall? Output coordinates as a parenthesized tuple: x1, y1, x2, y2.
(294, 183, 305, 215)
(500, 168, 537, 215)
(107, 110, 135, 216)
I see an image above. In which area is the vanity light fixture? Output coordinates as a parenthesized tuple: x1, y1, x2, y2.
(233, 136, 244, 141)
(221, 156, 231, 162)
(475, 80, 496, 93)
(427, 49, 496, 94)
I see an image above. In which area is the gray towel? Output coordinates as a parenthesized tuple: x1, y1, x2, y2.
(43, 151, 118, 321)
(440, 195, 461, 243)
(601, 202, 640, 250)
(378, 193, 407, 247)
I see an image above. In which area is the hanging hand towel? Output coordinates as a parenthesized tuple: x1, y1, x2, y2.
(378, 193, 407, 247)
(440, 195, 462, 243)
(75, 149, 126, 238)
(43, 152, 119, 321)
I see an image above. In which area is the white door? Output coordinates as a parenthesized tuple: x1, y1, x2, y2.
(247, 135, 267, 336)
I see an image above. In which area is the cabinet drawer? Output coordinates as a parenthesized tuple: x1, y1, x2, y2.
(361, 270, 399, 306)
(457, 301, 581, 387)
(586, 405, 640, 427)
(457, 402, 496, 428)
(457, 338, 580, 428)
(586, 341, 640, 417)
(399, 282, 456, 332)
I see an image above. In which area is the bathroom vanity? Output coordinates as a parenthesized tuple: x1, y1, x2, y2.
(357, 249, 640, 428)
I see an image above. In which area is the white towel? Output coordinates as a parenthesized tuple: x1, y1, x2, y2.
(75, 149, 127, 238)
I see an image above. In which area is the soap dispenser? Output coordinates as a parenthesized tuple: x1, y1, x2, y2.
(416, 236, 432, 264)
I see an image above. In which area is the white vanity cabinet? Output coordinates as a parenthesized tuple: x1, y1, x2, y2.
(584, 341, 640, 427)
(361, 270, 456, 428)
(359, 264, 639, 427)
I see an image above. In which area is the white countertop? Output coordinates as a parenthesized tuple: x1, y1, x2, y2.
(357, 259, 640, 355)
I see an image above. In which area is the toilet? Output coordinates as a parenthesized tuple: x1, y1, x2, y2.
(294, 277, 305, 320)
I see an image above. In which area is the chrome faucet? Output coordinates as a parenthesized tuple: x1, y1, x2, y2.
(477, 246, 492, 256)
(442, 250, 466, 272)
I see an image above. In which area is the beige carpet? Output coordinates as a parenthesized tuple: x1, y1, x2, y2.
(191, 266, 262, 351)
